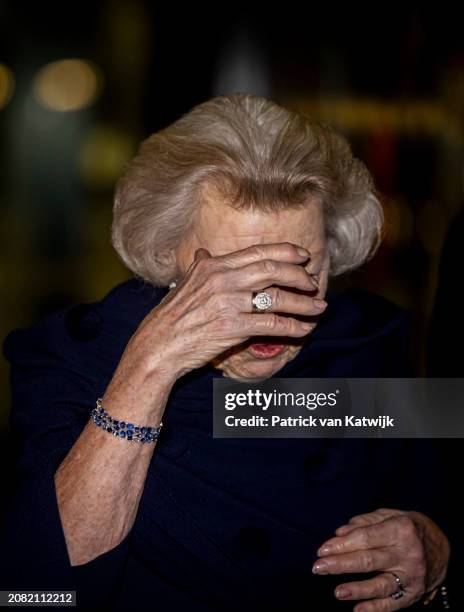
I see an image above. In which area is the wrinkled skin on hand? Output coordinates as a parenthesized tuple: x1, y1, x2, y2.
(313, 508, 450, 611)
(136, 240, 327, 382)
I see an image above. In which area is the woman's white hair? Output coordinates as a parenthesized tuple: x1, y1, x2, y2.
(112, 94, 383, 287)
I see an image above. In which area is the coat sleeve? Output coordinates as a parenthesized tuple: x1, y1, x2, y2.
(0, 310, 132, 609)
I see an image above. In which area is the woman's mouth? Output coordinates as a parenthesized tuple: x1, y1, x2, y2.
(247, 343, 286, 359)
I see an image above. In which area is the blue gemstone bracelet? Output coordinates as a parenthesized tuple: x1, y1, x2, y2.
(91, 398, 163, 443)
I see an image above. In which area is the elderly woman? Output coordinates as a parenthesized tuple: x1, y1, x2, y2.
(0, 94, 452, 611)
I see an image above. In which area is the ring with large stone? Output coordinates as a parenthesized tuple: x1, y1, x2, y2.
(385, 572, 407, 600)
(251, 291, 273, 313)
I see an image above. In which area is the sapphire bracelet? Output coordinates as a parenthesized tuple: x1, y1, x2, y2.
(91, 398, 163, 443)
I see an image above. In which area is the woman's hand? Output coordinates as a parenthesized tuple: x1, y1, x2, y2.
(313, 508, 450, 611)
(130, 242, 326, 382)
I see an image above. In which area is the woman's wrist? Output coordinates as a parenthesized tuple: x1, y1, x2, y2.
(103, 351, 176, 425)
(125, 327, 186, 386)
(143, 351, 185, 386)
(421, 582, 450, 608)
(92, 398, 163, 443)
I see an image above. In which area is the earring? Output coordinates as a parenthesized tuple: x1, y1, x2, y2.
(169, 279, 178, 290)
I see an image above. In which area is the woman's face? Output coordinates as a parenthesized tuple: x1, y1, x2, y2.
(176, 192, 329, 379)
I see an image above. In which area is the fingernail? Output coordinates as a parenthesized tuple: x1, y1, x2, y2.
(297, 247, 310, 257)
(313, 299, 327, 309)
(301, 322, 314, 331)
(317, 546, 332, 556)
(312, 562, 329, 575)
(335, 587, 351, 599)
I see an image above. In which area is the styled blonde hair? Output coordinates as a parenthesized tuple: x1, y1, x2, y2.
(112, 94, 383, 287)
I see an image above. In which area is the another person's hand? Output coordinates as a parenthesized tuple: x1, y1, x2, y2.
(313, 507, 450, 611)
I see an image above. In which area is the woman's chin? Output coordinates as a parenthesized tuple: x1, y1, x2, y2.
(217, 344, 300, 380)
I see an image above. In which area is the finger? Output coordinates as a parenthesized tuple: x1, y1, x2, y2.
(335, 572, 404, 602)
(348, 509, 404, 526)
(353, 595, 409, 612)
(318, 521, 399, 557)
(312, 548, 396, 575)
(225, 259, 317, 293)
(336, 509, 404, 535)
(226, 312, 315, 338)
(216, 242, 311, 269)
(235, 287, 326, 316)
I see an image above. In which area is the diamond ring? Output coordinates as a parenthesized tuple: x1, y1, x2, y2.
(385, 572, 407, 600)
(251, 291, 273, 313)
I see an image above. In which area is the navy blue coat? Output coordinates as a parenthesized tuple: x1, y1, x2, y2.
(0, 279, 453, 610)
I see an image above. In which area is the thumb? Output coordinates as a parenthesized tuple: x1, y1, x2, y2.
(194, 247, 212, 262)
(185, 247, 212, 275)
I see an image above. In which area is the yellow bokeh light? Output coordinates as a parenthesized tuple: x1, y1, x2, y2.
(0, 63, 15, 110)
(33, 59, 102, 112)
(79, 125, 135, 188)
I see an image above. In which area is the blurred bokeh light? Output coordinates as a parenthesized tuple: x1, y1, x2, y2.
(0, 63, 15, 110)
(79, 125, 135, 188)
(0, 3, 463, 430)
(33, 59, 102, 112)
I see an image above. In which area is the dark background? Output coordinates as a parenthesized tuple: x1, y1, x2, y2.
(1, 1, 463, 551)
